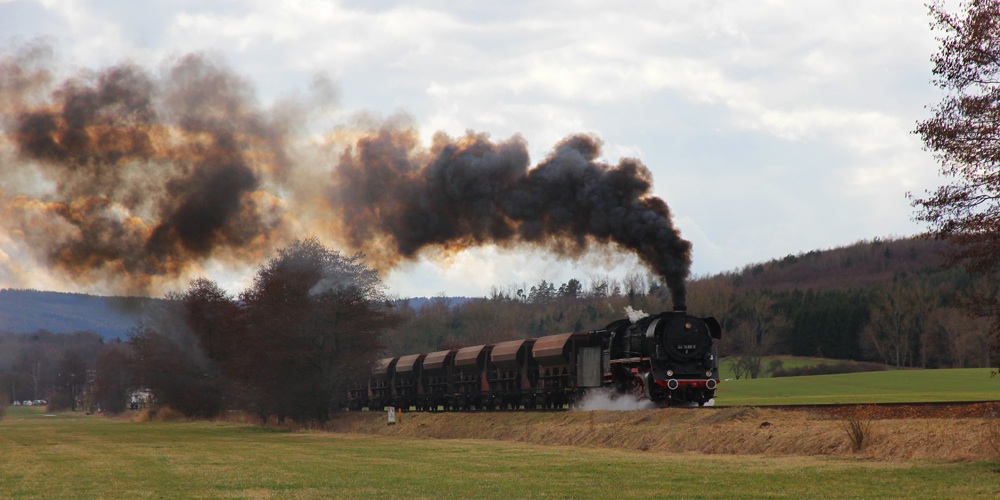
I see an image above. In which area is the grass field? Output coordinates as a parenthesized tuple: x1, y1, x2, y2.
(714, 367, 999, 406)
(2, 406, 999, 498)
(717, 356, 888, 380)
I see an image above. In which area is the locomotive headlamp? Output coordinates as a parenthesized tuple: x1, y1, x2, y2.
(685, 322, 691, 329)
(666, 370, 674, 377)
(706, 371, 713, 377)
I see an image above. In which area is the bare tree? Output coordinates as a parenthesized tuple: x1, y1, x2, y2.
(50, 350, 87, 411)
(727, 292, 787, 379)
(128, 322, 225, 419)
(687, 277, 734, 320)
(923, 308, 959, 368)
(622, 272, 647, 300)
(862, 282, 933, 367)
(93, 343, 134, 414)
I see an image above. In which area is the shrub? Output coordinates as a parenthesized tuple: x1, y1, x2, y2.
(133, 408, 154, 422)
(155, 406, 185, 421)
(844, 407, 875, 452)
(132, 406, 186, 422)
(46, 390, 75, 412)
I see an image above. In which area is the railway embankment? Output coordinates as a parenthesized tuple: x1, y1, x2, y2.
(321, 404, 1000, 462)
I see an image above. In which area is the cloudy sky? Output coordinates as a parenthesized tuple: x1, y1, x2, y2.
(0, 0, 949, 298)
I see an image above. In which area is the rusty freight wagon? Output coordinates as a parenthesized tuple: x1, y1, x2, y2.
(347, 308, 721, 410)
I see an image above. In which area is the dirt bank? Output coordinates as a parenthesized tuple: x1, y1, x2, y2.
(322, 406, 1000, 462)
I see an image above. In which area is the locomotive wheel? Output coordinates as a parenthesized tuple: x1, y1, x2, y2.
(627, 378, 644, 400)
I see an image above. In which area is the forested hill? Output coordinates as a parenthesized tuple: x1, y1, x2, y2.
(718, 237, 953, 292)
(0, 290, 162, 341)
(0, 236, 961, 344)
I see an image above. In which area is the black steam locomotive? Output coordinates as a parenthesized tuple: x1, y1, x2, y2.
(346, 308, 721, 410)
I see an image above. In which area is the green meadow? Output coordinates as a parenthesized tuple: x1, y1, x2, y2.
(714, 367, 999, 406)
(717, 356, 886, 380)
(1, 405, 999, 498)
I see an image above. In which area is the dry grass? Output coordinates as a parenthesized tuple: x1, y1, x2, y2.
(986, 418, 1000, 460)
(213, 410, 264, 426)
(320, 408, 1000, 462)
(131, 406, 186, 422)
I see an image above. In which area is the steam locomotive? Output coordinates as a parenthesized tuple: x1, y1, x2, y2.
(346, 308, 722, 410)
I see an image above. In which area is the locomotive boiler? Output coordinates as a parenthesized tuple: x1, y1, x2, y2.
(346, 308, 722, 410)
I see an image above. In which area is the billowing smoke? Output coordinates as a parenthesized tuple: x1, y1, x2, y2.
(331, 129, 691, 307)
(0, 42, 691, 302)
(0, 43, 295, 292)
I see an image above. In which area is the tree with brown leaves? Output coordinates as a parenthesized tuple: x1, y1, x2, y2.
(911, 0, 1000, 369)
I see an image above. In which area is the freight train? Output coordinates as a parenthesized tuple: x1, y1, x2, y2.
(346, 308, 722, 410)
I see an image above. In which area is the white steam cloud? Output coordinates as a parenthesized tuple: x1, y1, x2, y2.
(575, 388, 656, 411)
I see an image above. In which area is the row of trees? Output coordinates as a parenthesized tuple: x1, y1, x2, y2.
(124, 239, 396, 421)
(383, 261, 994, 381)
(725, 280, 994, 379)
(23, 239, 397, 422)
(487, 273, 665, 305)
(0, 331, 102, 410)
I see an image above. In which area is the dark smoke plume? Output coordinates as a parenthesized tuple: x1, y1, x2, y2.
(1, 44, 292, 292)
(331, 129, 692, 307)
(1, 43, 691, 304)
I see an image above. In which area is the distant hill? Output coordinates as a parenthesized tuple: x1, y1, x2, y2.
(0, 289, 471, 342)
(0, 289, 163, 341)
(720, 237, 954, 292)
